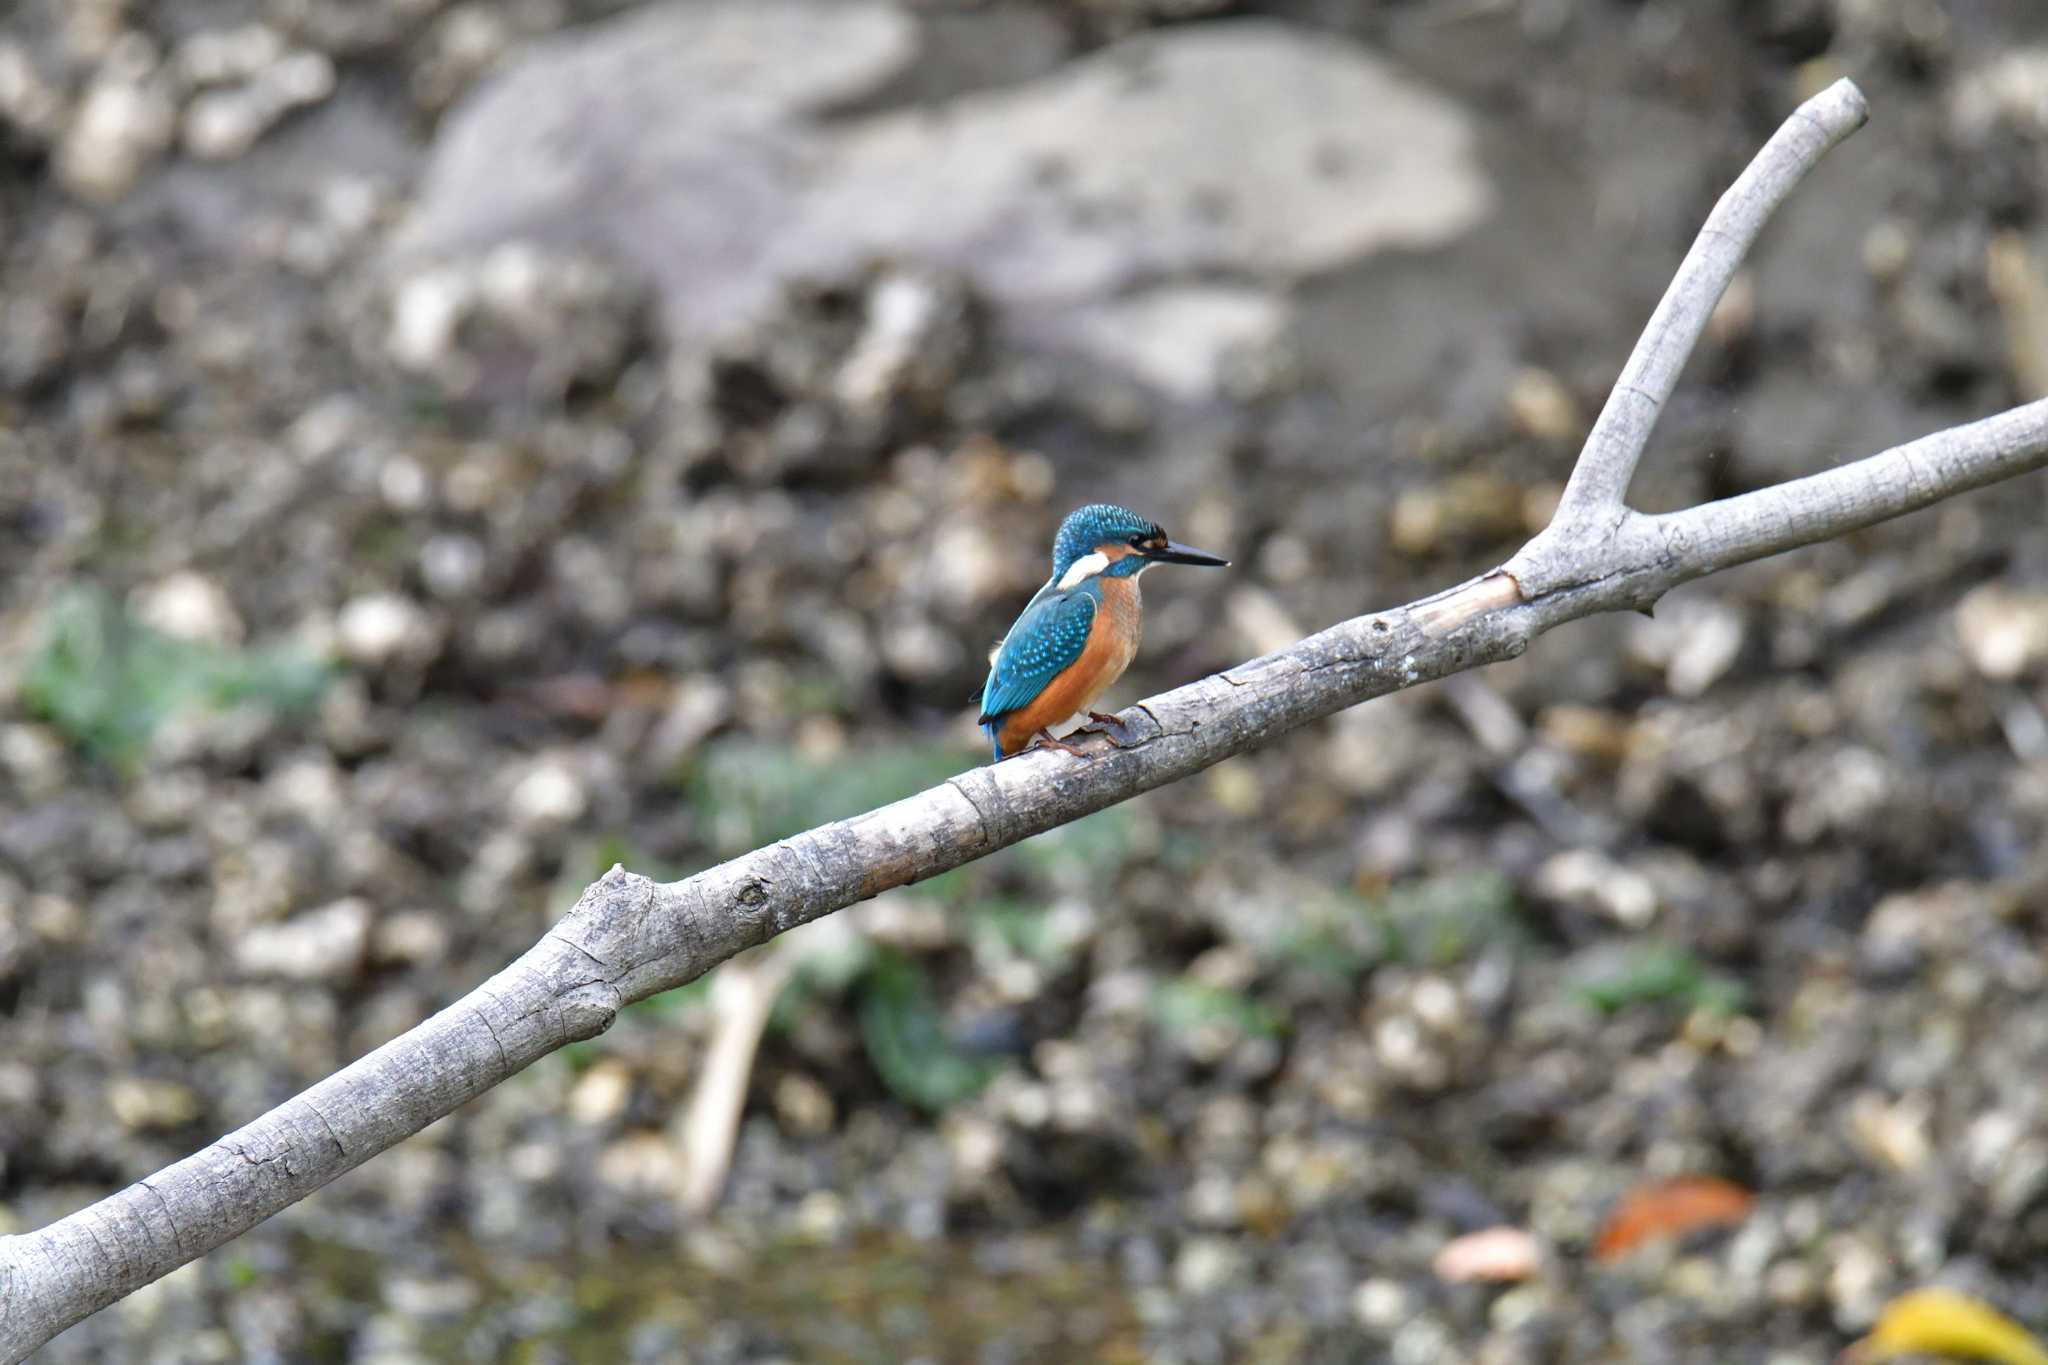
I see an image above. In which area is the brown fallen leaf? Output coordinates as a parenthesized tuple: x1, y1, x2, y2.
(1591, 1175, 1755, 1263)
(1843, 1287, 2048, 1365)
(1433, 1225, 1541, 1284)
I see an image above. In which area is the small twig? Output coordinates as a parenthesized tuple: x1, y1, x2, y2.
(677, 946, 798, 1214)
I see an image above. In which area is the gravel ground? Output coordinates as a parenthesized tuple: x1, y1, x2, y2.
(7, 1, 2048, 1361)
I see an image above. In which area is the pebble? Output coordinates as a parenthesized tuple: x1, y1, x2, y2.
(173, 25, 287, 86)
(1950, 48, 2048, 141)
(335, 592, 437, 667)
(268, 757, 347, 825)
(1955, 585, 2048, 680)
(107, 1077, 203, 1131)
(412, 5, 518, 112)
(1780, 746, 1894, 844)
(0, 725, 68, 799)
(1863, 220, 1912, 281)
(1389, 474, 1526, 557)
(1353, 1276, 1412, 1330)
(644, 678, 732, 769)
(1204, 760, 1265, 819)
(1184, 1172, 1241, 1228)
(418, 534, 487, 599)
(55, 39, 176, 200)
(234, 897, 372, 983)
(131, 571, 244, 645)
(380, 1275, 478, 1320)
(28, 894, 84, 945)
(1987, 1139, 2048, 1219)
(793, 1190, 847, 1244)
(1507, 367, 1581, 442)
(595, 1131, 683, 1196)
(0, 43, 64, 144)
(774, 1073, 836, 1137)
(1826, 1236, 1890, 1331)
(506, 755, 588, 829)
(387, 266, 472, 374)
(568, 1060, 633, 1126)
(835, 272, 946, 410)
(126, 770, 210, 832)
(371, 911, 448, 968)
(1534, 848, 1659, 929)
(1766, 1259, 1819, 1308)
(1173, 1236, 1244, 1296)
(1392, 1316, 1458, 1365)
(1629, 599, 1747, 697)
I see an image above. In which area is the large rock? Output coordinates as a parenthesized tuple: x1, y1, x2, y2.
(394, 0, 922, 342)
(395, 2, 1491, 394)
(808, 23, 1488, 305)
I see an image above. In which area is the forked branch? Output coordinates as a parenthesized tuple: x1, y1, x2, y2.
(1546, 79, 1870, 530)
(7, 77, 2048, 1362)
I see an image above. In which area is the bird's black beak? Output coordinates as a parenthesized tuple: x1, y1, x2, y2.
(1145, 540, 1230, 568)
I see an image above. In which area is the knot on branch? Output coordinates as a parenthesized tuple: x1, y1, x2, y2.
(567, 864, 658, 925)
(555, 865, 662, 971)
(559, 982, 622, 1041)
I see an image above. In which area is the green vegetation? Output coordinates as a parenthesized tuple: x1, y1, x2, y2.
(221, 1253, 261, 1290)
(1376, 871, 1520, 967)
(1152, 977, 1286, 1042)
(1274, 870, 1521, 979)
(1573, 942, 1747, 1016)
(686, 738, 971, 852)
(965, 896, 1069, 969)
(1013, 806, 1135, 881)
(22, 586, 328, 771)
(857, 950, 999, 1113)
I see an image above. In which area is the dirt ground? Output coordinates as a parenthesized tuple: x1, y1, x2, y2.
(7, 1, 2048, 1361)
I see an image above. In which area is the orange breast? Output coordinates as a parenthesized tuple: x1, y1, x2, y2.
(996, 577, 1142, 754)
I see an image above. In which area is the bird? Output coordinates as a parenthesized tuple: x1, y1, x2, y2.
(977, 503, 1228, 761)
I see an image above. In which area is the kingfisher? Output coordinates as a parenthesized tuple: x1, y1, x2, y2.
(978, 503, 1228, 761)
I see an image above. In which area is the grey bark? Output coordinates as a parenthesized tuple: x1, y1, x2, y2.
(7, 78, 2048, 1360)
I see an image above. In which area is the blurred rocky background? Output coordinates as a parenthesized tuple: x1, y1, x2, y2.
(6, 0, 2048, 1360)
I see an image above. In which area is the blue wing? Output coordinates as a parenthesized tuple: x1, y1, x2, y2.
(978, 587, 1097, 724)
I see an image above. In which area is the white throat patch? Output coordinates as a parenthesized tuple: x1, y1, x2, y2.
(1056, 551, 1111, 591)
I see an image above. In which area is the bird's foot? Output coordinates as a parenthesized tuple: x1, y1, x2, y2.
(1029, 729, 1094, 759)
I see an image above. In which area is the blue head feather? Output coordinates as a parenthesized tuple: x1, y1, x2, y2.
(1050, 504, 1161, 578)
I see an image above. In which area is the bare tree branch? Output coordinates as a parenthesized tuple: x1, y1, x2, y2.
(8, 76, 2048, 1362)
(1547, 78, 1868, 531)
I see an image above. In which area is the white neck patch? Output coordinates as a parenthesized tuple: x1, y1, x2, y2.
(1056, 551, 1111, 591)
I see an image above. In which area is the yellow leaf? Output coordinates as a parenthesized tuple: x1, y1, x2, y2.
(1847, 1288, 2048, 1365)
